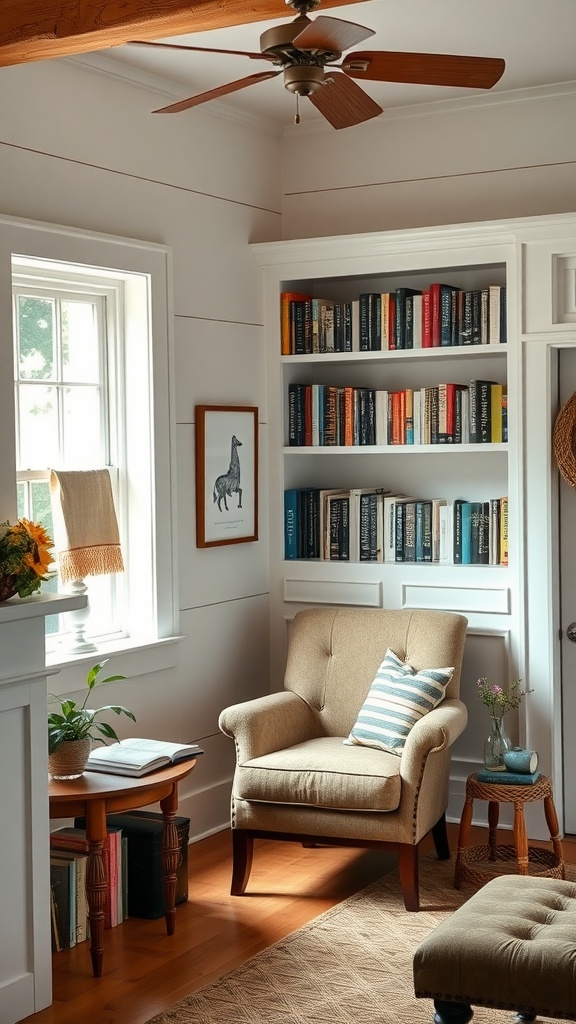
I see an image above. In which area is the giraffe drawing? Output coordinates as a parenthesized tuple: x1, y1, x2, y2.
(213, 435, 243, 512)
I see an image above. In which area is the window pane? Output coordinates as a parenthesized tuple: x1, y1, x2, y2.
(17, 295, 55, 379)
(63, 387, 103, 466)
(17, 384, 59, 469)
(16, 481, 25, 518)
(31, 480, 53, 533)
(62, 300, 101, 383)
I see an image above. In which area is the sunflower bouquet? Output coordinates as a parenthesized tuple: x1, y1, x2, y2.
(0, 518, 55, 601)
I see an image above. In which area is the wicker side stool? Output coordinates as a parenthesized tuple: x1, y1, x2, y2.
(413, 874, 576, 1023)
(454, 772, 565, 888)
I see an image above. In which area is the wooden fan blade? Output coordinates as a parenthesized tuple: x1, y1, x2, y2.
(153, 71, 280, 113)
(309, 71, 382, 130)
(341, 51, 505, 89)
(128, 39, 277, 62)
(293, 16, 375, 54)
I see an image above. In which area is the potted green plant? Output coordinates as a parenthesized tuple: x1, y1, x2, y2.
(48, 660, 136, 780)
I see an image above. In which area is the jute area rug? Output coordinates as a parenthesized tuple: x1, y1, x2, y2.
(147, 853, 570, 1024)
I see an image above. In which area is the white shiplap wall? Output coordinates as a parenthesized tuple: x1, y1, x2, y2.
(0, 56, 281, 838)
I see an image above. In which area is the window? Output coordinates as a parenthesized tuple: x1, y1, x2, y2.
(13, 264, 126, 646)
(0, 215, 178, 682)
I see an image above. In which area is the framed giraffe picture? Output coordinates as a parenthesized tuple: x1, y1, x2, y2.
(195, 405, 259, 547)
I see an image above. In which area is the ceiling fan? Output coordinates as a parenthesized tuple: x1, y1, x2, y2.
(128, 0, 506, 131)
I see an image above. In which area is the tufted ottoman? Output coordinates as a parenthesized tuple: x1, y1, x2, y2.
(413, 874, 576, 1023)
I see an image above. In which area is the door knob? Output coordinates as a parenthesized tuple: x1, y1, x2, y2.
(566, 622, 576, 643)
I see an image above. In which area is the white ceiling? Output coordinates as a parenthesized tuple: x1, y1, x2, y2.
(88, 0, 576, 132)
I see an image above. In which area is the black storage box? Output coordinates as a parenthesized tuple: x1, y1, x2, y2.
(76, 810, 190, 919)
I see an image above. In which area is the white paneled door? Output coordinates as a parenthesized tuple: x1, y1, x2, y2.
(559, 348, 576, 835)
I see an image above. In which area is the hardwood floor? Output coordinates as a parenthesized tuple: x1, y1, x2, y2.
(21, 825, 576, 1024)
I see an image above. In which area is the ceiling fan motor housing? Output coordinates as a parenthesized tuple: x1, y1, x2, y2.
(259, 14, 312, 56)
(283, 65, 325, 95)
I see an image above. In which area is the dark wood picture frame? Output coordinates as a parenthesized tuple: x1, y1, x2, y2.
(195, 405, 259, 548)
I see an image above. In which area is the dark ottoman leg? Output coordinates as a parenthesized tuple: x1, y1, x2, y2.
(433, 1000, 474, 1024)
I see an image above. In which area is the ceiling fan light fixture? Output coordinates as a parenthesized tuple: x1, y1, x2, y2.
(283, 65, 325, 95)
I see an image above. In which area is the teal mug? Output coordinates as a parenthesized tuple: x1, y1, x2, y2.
(503, 747, 539, 774)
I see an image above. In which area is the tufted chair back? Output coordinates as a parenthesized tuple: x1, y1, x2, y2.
(284, 607, 465, 738)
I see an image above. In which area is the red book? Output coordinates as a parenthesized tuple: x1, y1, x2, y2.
(422, 290, 432, 347)
(429, 283, 443, 347)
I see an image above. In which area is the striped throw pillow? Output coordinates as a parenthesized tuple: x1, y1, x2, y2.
(344, 649, 454, 754)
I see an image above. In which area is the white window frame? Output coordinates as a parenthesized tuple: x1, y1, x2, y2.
(0, 215, 180, 693)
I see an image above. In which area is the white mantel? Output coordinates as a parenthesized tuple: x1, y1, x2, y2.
(0, 592, 86, 1023)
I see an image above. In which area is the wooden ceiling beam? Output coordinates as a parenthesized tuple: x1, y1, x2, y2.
(0, 0, 367, 67)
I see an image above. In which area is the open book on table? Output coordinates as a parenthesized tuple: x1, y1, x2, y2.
(85, 737, 204, 777)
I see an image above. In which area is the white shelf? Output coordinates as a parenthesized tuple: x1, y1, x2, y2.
(283, 443, 508, 455)
(281, 345, 508, 365)
(0, 592, 86, 623)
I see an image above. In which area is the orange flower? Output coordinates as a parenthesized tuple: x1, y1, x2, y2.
(21, 518, 55, 579)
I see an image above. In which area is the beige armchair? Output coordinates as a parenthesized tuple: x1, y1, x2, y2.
(218, 606, 468, 911)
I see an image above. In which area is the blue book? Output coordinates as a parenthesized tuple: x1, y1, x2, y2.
(461, 501, 473, 565)
(284, 489, 300, 559)
(477, 768, 541, 785)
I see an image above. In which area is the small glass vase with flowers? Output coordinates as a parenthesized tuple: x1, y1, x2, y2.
(476, 676, 529, 771)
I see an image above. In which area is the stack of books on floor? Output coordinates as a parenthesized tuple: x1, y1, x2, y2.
(50, 810, 192, 949)
(49, 825, 127, 952)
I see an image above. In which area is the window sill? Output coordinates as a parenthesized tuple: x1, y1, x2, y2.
(46, 635, 184, 696)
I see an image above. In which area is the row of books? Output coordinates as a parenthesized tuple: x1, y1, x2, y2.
(49, 826, 127, 952)
(288, 380, 507, 447)
(281, 284, 507, 355)
(284, 488, 508, 565)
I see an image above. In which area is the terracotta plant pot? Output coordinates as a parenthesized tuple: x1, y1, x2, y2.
(48, 738, 92, 780)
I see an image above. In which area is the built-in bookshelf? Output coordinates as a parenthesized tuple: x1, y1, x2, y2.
(279, 266, 509, 567)
(252, 223, 521, 690)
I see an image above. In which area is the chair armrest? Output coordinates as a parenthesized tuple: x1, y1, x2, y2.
(218, 690, 319, 762)
(399, 698, 468, 780)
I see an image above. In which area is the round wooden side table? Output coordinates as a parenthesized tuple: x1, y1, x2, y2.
(454, 772, 565, 889)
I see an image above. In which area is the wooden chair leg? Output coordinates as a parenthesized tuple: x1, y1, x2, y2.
(432, 813, 450, 860)
(231, 830, 254, 895)
(398, 844, 419, 911)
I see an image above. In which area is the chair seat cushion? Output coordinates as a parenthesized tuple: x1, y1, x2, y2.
(235, 736, 401, 812)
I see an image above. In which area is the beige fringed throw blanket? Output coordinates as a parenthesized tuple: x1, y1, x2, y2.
(49, 469, 124, 584)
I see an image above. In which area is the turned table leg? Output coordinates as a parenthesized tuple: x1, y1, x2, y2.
(488, 799, 500, 860)
(85, 800, 108, 978)
(454, 791, 474, 888)
(513, 800, 529, 874)
(543, 793, 565, 877)
(160, 784, 180, 936)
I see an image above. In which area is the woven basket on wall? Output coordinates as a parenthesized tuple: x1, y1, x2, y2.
(553, 391, 576, 489)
